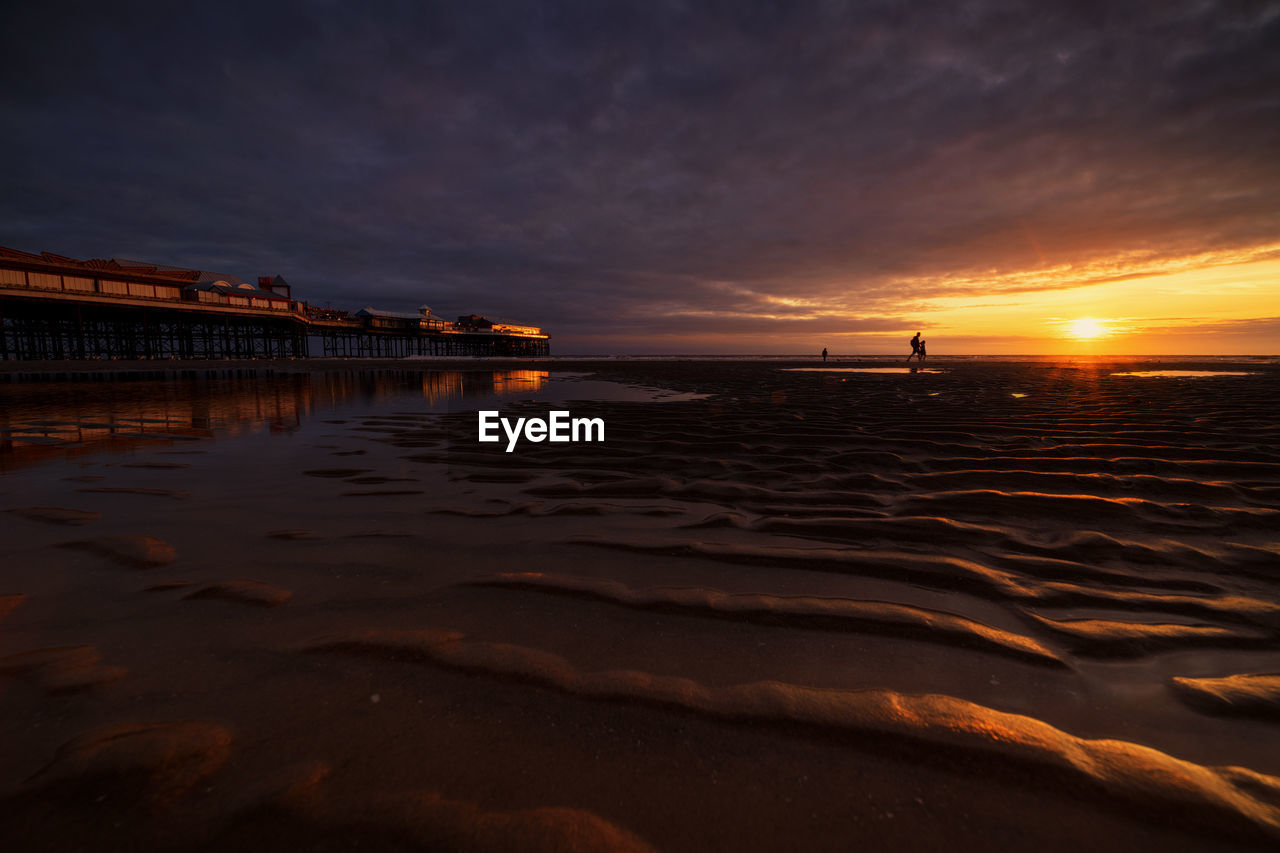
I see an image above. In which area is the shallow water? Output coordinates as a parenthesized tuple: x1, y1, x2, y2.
(781, 367, 947, 374)
(1111, 370, 1258, 378)
(2, 362, 1279, 851)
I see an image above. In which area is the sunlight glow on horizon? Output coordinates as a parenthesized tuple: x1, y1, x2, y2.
(900, 254, 1280, 354)
(566, 251, 1279, 354)
(1065, 318, 1109, 339)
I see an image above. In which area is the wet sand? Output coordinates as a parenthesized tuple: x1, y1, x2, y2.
(1, 357, 1278, 851)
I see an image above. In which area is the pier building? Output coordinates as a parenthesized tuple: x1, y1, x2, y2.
(0, 247, 549, 360)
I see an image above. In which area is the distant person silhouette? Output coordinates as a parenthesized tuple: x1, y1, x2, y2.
(908, 332, 921, 362)
(919, 339, 927, 361)
(821, 347, 828, 362)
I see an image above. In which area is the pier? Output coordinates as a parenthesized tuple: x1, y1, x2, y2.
(0, 247, 550, 361)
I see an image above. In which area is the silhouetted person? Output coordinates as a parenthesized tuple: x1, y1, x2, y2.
(821, 347, 828, 362)
(908, 332, 921, 362)
(918, 339, 927, 361)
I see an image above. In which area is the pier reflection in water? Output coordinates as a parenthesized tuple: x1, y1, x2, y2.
(0, 369, 549, 471)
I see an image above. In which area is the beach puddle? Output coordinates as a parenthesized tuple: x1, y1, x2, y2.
(781, 367, 946, 374)
(1111, 371, 1257, 378)
(475, 376, 708, 405)
(0, 370, 697, 472)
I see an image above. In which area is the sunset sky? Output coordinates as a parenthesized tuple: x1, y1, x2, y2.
(2, 1, 1277, 354)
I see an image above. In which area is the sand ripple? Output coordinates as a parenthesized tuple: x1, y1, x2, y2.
(183, 579, 293, 607)
(58, 535, 176, 568)
(25, 721, 232, 804)
(304, 627, 1280, 840)
(469, 572, 1064, 666)
(74, 487, 190, 499)
(1170, 674, 1280, 720)
(273, 785, 658, 853)
(7, 506, 100, 525)
(1026, 614, 1271, 657)
(0, 645, 127, 694)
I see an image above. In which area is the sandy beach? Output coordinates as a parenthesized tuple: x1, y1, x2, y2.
(1, 357, 1278, 851)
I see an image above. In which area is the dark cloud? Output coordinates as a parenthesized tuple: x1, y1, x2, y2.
(2, 1, 1277, 350)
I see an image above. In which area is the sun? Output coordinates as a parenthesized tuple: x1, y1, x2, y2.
(1066, 317, 1108, 339)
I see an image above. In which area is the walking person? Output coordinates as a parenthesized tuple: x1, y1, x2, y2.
(907, 332, 921, 362)
(821, 347, 828, 363)
(918, 339, 927, 361)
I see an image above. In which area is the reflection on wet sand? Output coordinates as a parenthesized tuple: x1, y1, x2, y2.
(0, 370, 549, 471)
(782, 367, 947, 374)
(1111, 371, 1257, 378)
(422, 369, 548, 405)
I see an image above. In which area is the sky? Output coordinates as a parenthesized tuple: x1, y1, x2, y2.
(2, 1, 1278, 354)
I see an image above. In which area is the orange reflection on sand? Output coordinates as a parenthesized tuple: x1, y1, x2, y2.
(0, 377, 313, 471)
(1112, 371, 1256, 378)
(420, 370, 548, 405)
(0, 370, 555, 471)
(492, 370, 549, 394)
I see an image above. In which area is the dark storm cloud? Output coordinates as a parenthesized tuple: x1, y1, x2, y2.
(2, 0, 1277, 348)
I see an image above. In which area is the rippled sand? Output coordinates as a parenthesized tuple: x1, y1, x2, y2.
(1, 359, 1278, 851)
